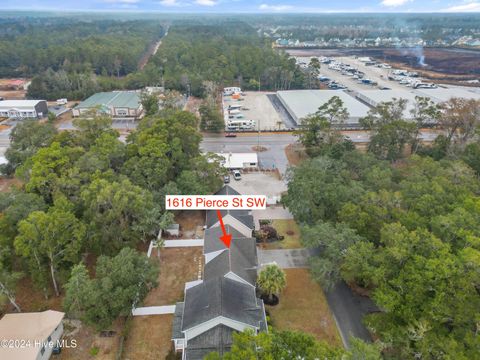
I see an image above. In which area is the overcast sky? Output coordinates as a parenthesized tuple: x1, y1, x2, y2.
(1, 0, 480, 13)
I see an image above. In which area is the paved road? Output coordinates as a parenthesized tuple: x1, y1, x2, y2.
(201, 134, 294, 175)
(325, 281, 378, 348)
(258, 248, 320, 268)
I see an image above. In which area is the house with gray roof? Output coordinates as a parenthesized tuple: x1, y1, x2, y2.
(72, 91, 143, 118)
(172, 185, 267, 360)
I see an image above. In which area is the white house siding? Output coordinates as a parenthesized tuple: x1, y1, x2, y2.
(184, 316, 256, 343)
(224, 271, 254, 287)
(204, 249, 226, 264)
(36, 322, 63, 360)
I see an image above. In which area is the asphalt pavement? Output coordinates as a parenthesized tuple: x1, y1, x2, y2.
(325, 281, 379, 348)
(201, 133, 294, 176)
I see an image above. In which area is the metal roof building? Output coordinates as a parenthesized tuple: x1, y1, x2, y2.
(276, 90, 371, 127)
(356, 89, 427, 119)
(72, 91, 143, 118)
(414, 88, 480, 102)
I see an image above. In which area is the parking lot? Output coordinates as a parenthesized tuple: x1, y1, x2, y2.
(317, 56, 406, 92)
(223, 91, 286, 131)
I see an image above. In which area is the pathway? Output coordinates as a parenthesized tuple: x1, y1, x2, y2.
(257, 248, 320, 268)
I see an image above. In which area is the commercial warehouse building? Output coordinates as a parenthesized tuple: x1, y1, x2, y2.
(356, 89, 425, 120)
(356, 87, 480, 123)
(0, 100, 48, 119)
(72, 91, 143, 118)
(276, 90, 371, 127)
(414, 87, 480, 102)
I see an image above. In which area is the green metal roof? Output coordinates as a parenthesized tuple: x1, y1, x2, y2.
(76, 91, 140, 109)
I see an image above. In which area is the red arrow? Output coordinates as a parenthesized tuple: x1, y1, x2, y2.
(216, 210, 232, 248)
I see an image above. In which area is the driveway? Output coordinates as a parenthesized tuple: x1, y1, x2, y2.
(325, 281, 378, 348)
(258, 248, 319, 269)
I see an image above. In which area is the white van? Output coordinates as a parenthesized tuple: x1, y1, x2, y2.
(56, 98, 68, 105)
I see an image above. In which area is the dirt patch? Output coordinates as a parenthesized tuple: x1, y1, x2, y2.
(144, 247, 203, 306)
(0, 177, 22, 193)
(59, 318, 123, 360)
(285, 143, 308, 166)
(266, 268, 342, 347)
(1, 276, 63, 315)
(173, 210, 205, 239)
(123, 315, 174, 360)
(0, 89, 26, 99)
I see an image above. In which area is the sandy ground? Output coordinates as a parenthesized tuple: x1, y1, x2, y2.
(229, 172, 287, 197)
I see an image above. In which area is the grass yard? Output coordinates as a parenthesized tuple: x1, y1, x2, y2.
(122, 315, 174, 360)
(285, 143, 308, 166)
(260, 219, 302, 250)
(266, 269, 342, 347)
(144, 247, 203, 306)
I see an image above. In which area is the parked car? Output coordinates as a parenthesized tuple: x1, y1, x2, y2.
(224, 175, 230, 184)
(233, 170, 241, 181)
(225, 132, 237, 138)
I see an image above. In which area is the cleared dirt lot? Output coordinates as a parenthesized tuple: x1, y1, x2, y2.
(229, 172, 287, 198)
(144, 247, 203, 306)
(123, 315, 174, 360)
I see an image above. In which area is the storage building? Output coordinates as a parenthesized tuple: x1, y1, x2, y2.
(277, 90, 371, 127)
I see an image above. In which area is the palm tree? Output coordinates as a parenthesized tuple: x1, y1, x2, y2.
(257, 264, 286, 304)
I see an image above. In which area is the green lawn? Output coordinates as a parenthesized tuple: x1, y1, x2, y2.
(260, 219, 302, 250)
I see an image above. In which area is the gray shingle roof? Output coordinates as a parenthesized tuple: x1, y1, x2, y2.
(205, 209, 254, 230)
(204, 237, 258, 286)
(205, 185, 254, 230)
(182, 277, 265, 331)
(204, 225, 245, 254)
(215, 185, 240, 196)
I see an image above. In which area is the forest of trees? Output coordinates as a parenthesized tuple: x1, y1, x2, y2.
(0, 110, 224, 328)
(285, 96, 480, 359)
(0, 17, 306, 101)
(150, 20, 305, 97)
(0, 18, 164, 77)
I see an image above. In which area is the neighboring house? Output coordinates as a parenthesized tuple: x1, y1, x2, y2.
(72, 91, 143, 118)
(0, 100, 48, 119)
(0, 310, 65, 360)
(172, 185, 267, 359)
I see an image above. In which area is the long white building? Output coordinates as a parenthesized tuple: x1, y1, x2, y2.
(0, 100, 48, 119)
